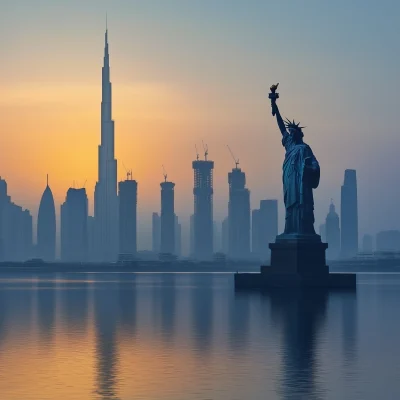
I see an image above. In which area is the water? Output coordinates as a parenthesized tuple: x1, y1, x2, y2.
(0, 272, 399, 400)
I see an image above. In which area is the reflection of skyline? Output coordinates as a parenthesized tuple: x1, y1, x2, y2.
(229, 292, 250, 352)
(60, 273, 89, 333)
(118, 273, 137, 335)
(152, 274, 176, 343)
(191, 274, 214, 354)
(36, 274, 57, 343)
(268, 290, 328, 400)
(0, 273, 370, 400)
(94, 276, 119, 400)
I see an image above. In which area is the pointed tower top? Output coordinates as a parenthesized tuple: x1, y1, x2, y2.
(46, 174, 49, 187)
(106, 12, 108, 31)
(329, 199, 335, 213)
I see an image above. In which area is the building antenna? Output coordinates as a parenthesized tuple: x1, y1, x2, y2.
(227, 145, 239, 168)
(202, 140, 208, 161)
(83, 179, 87, 188)
(46, 174, 49, 187)
(195, 144, 199, 161)
(162, 165, 167, 182)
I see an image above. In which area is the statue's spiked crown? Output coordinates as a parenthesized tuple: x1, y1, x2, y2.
(284, 118, 305, 133)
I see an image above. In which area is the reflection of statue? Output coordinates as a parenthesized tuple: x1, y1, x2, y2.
(270, 85, 320, 236)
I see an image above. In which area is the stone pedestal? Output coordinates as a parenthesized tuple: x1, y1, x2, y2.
(235, 234, 356, 290)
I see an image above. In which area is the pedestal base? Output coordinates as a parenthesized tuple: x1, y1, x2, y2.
(235, 235, 356, 290)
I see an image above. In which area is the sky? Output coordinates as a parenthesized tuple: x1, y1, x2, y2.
(1, 0, 400, 253)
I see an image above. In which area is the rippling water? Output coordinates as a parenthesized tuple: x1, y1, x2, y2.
(0, 272, 399, 399)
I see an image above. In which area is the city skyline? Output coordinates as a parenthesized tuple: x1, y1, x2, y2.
(2, 1, 400, 252)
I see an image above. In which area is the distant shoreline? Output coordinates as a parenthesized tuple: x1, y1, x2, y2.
(0, 259, 399, 274)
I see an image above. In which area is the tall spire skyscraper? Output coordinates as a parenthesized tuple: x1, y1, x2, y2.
(94, 27, 118, 261)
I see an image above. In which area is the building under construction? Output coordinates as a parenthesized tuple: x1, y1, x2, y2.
(192, 146, 214, 260)
(228, 166, 250, 259)
(160, 179, 175, 255)
(118, 171, 138, 259)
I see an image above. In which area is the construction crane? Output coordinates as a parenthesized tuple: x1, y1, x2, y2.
(227, 145, 239, 169)
(162, 165, 167, 182)
(195, 144, 199, 161)
(202, 140, 208, 161)
(122, 162, 132, 180)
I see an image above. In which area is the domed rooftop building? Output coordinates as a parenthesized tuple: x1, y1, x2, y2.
(37, 175, 56, 261)
(325, 200, 340, 260)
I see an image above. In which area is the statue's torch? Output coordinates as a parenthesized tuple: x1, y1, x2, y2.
(269, 83, 279, 116)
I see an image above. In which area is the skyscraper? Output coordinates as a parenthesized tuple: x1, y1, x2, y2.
(175, 215, 182, 258)
(37, 176, 56, 261)
(189, 214, 195, 258)
(0, 178, 33, 261)
(61, 188, 88, 262)
(251, 209, 260, 257)
(252, 200, 278, 261)
(192, 154, 214, 260)
(228, 166, 250, 259)
(152, 212, 161, 254)
(94, 27, 118, 262)
(160, 180, 175, 255)
(221, 217, 229, 255)
(325, 201, 340, 260)
(118, 177, 138, 258)
(341, 169, 358, 258)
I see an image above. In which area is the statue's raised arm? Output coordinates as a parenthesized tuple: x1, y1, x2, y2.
(269, 83, 286, 136)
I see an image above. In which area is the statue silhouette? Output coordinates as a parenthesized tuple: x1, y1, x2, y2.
(270, 87, 320, 236)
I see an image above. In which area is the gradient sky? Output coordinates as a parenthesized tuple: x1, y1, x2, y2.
(1, 0, 400, 252)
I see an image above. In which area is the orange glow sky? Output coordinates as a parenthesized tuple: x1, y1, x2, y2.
(1, 1, 400, 251)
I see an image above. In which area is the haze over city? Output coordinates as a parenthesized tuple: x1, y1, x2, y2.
(1, 0, 400, 253)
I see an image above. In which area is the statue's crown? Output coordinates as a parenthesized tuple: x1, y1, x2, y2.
(284, 118, 305, 132)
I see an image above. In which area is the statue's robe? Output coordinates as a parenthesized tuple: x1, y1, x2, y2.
(282, 131, 320, 235)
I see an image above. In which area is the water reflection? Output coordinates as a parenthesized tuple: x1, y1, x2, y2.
(0, 273, 395, 400)
(191, 274, 214, 354)
(93, 275, 119, 400)
(36, 274, 56, 342)
(229, 291, 250, 352)
(267, 290, 328, 400)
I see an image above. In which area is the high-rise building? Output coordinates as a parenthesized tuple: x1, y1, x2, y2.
(252, 200, 278, 261)
(251, 209, 260, 257)
(228, 166, 250, 259)
(0, 178, 33, 262)
(189, 214, 195, 258)
(37, 176, 56, 261)
(222, 217, 229, 255)
(175, 215, 182, 258)
(118, 177, 137, 258)
(213, 221, 220, 253)
(325, 201, 340, 260)
(93, 27, 118, 262)
(341, 169, 358, 258)
(192, 155, 214, 260)
(152, 212, 161, 254)
(61, 188, 88, 262)
(160, 180, 175, 255)
(362, 234, 373, 253)
(87, 216, 96, 261)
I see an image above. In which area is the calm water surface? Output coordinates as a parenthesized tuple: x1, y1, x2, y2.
(0, 272, 399, 400)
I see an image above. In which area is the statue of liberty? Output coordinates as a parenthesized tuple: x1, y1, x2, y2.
(269, 84, 320, 237)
